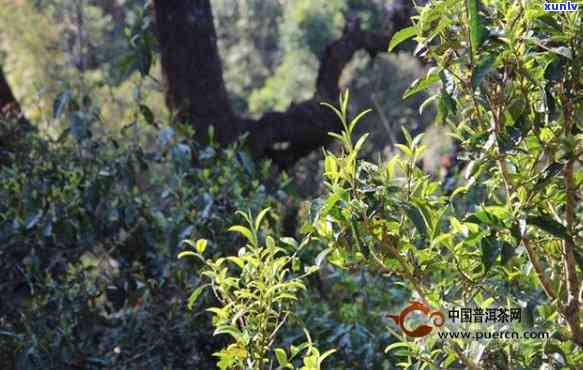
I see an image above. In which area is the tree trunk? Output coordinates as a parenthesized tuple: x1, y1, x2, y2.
(153, 0, 416, 168)
(0, 66, 33, 166)
(0, 67, 22, 116)
(154, 0, 240, 145)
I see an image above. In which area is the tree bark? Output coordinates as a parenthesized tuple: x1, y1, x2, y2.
(0, 66, 33, 165)
(154, 0, 240, 145)
(0, 67, 22, 116)
(153, 0, 417, 168)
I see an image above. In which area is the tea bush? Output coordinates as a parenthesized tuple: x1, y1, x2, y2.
(186, 1, 582, 368)
(0, 110, 289, 369)
(313, 0, 582, 366)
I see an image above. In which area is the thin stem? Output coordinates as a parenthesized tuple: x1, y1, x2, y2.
(522, 234, 557, 301)
(381, 231, 430, 306)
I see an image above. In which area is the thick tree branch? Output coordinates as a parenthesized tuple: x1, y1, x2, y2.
(316, 18, 404, 100)
(153, 0, 417, 167)
(248, 16, 414, 168)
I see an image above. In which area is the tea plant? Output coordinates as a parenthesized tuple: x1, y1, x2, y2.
(179, 209, 335, 370)
(177, 1, 582, 368)
(0, 108, 288, 368)
(301, 0, 582, 367)
(403, 0, 583, 352)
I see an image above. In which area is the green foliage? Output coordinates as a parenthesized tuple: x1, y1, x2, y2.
(178, 2, 582, 366)
(214, 0, 395, 118)
(0, 113, 288, 369)
(245, 0, 347, 116)
(281, 0, 582, 368)
(308, 78, 580, 366)
(3, 1, 581, 369)
(180, 209, 335, 370)
(0, 0, 166, 131)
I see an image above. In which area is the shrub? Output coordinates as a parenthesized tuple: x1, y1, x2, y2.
(179, 209, 335, 370)
(0, 115, 289, 369)
(300, 0, 582, 367)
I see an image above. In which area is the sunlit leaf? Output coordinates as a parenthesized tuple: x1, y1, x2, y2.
(403, 71, 440, 99)
(187, 284, 209, 310)
(388, 26, 417, 52)
(229, 225, 255, 243)
(255, 208, 271, 231)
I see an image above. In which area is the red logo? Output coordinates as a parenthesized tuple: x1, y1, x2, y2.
(387, 301, 445, 337)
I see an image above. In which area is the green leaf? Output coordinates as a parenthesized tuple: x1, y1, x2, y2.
(468, 0, 487, 52)
(291, 343, 310, 358)
(349, 109, 372, 132)
(215, 353, 236, 370)
(229, 225, 255, 243)
(353, 133, 369, 154)
(195, 239, 208, 254)
(187, 284, 209, 310)
(481, 237, 501, 272)
(328, 132, 345, 143)
(280, 237, 298, 249)
(465, 206, 506, 226)
(547, 46, 572, 60)
(341, 90, 350, 118)
(388, 26, 417, 52)
(324, 155, 338, 176)
(320, 102, 345, 127)
(395, 144, 413, 157)
(320, 191, 343, 217)
(449, 185, 469, 201)
(527, 215, 568, 240)
(177, 251, 197, 259)
(437, 91, 457, 122)
(318, 349, 336, 367)
(255, 208, 271, 231)
(214, 325, 245, 343)
(471, 54, 495, 91)
(404, 203, 428, 240)
(403, 71, 440, 99)
(139, 104, 157, 128)
(385, 342, 412, 353)
(275, 348, 289, 367)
